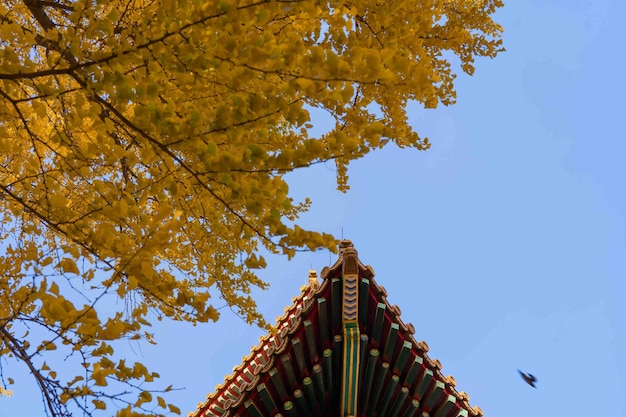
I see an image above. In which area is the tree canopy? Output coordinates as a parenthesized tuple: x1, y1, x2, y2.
(0, 0, 503, 415)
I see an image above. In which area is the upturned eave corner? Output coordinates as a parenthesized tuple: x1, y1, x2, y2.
(320, 239, 375, 281)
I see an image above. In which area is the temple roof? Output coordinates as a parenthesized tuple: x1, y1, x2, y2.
(190, 240, 482, 417)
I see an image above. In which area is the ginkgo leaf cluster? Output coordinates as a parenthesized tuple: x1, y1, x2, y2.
(0, 0, 503, 416)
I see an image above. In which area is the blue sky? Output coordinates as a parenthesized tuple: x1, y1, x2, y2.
(2, 1, 625, 416)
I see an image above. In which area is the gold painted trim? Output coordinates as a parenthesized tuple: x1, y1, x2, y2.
(341, 271, 360, 417)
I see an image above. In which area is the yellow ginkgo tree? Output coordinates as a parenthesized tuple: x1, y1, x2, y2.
(0, 0, 503, 415)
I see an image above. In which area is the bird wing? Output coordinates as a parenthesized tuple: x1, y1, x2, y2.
(518, 370, 536, 385)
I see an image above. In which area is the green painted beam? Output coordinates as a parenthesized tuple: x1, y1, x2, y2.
(372, 303, 386, 346)
(317, 298, 330, 347)
(388, 386, 410, 417)
(293, 389, 308, 416)
(257, 383, 278, 415)
(303, 376, 320, 417)
(283, 401, 299, 417)
(359, 349, 379, 408)
(304, 319, 319, 363)
(281, 355, 298, 388)
(291, 338, 307, 378)
(270, 367, 288, 401)
(416, 369, 434, 400)
(342, 322, 360, 417)
(378, 374, 401, 416)
(358, 333, 369, 388)
(323, 349, 334, 396)
(312, 364, 328, 416)
(368, 361, 390, 416)
(432, 395, 457, 417)
(383, 323, 400, 361)
(331, 278, 342, 333)
(359, 278, 370, 328)
(244, 399, 263, 417)
(402, 399, 420, 417)
(424, 381, 446, 411)
(405, 356, 424, 387)
(394, 341, 413, 376)
(332, 334, 343, 403)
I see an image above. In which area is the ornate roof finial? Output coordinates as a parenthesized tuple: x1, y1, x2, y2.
(339, 239, 356, 255)
(320, 239, 374, 280)
(308, 269, 319, 289)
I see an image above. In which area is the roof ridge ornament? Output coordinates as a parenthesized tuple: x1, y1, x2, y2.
(321, 239, 375, 280)
(307, 269, 319, 289)
(339, 238, 356, 254)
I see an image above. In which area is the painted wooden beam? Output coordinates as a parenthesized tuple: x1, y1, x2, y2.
(281, 355, 297, 388)
(269, 367, 287, 401)
(368, 361, 390, 416)
(312, 363, 328, 416)
(388, 386, 410, 417)
(283, 400, 298, 417)
(372, 303, 386, 346)
(432, 395, 457, 417)
(317, 298, 329, 347)
(402, 399, 421, 417)
(394, 341, 413, 376)
(257, 383, 278, 414)
(303, 377, 320, 417)
(378, 374, 401, 416)
(383, 323, 400, 361)
(304, 319, 319, 364)
(359, 278, 370, 328)
(359, 348, 379, 408)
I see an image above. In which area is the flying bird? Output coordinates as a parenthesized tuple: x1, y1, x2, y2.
(518, 370, 537, 388)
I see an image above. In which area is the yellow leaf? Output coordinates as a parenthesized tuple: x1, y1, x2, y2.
(140, 261, 154, 280)
(43, 341, 57, 351)
(136, 391, 152, 407)
(92, 399, 107, 410)
(92, 366, 108, 386)
(157, 396, 166, 409)
(101, 318, 125, 340)
(118, 198, 128, 217)
(58, 258, 79, 275)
